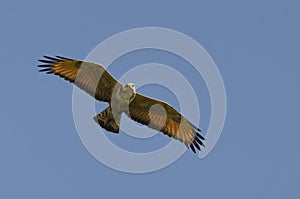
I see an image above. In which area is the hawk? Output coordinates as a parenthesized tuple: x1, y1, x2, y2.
(38, 56, 205, 153)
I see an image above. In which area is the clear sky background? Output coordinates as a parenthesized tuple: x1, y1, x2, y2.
(1, 0, 299, 198)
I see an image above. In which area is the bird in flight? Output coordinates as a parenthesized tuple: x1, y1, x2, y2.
(38, 56, 205, 154)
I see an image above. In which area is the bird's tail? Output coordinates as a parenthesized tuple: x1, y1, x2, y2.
(93, 106, 121, 133)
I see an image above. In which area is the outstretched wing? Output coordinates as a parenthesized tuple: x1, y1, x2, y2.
(127, 93, 205, 153)
(38, 56, 122, 102)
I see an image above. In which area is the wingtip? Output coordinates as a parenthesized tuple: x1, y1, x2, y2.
(37, 64, 52, 68)
(38, 59, 55, 64)
(190, 144, 196, 153)
(38, 68, 52, 72)
(55, 55, 72, 60)
(43, 55, 61, 61)
(193, 140, 201, 151)
(196, 132, 205, 141)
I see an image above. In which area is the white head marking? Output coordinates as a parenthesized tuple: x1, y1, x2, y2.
(126, 83, 136, 93)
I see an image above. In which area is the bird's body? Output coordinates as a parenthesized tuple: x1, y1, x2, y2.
(38, 56, 205, 154)
(94, 83, 136, 133)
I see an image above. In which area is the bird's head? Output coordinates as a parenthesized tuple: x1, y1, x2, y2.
(120, 83, 136, 101)
(123, 83, 136, 94)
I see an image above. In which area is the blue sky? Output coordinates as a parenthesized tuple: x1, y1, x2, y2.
(0, 0, 299, 198)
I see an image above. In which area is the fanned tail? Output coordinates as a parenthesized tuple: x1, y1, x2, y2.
(93, 107, 121, 133)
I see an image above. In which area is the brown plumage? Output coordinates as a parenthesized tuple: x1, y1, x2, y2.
(38, 55, 205, 154)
